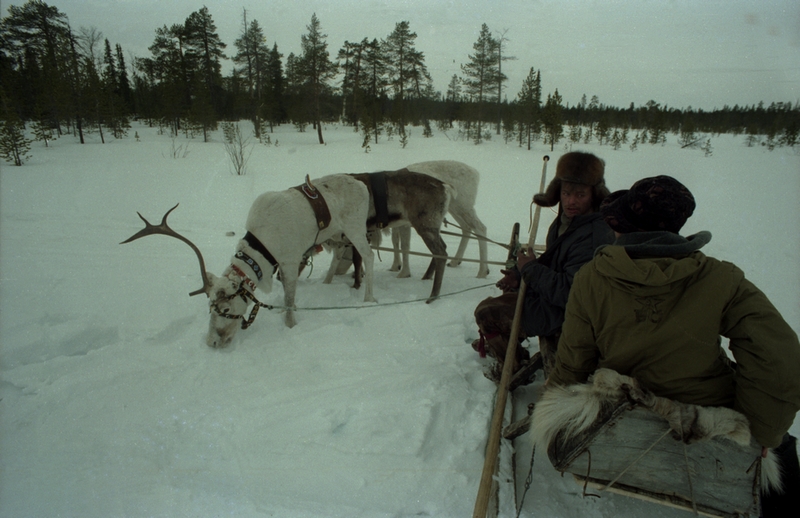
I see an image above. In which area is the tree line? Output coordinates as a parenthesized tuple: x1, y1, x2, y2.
(1, 0, 798, 165)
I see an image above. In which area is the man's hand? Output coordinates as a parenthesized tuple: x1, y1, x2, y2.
(496, 269, 520, 292)
(516, 247, 537, 270)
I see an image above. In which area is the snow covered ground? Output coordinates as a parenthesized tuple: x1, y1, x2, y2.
(1, 122, 798, 517)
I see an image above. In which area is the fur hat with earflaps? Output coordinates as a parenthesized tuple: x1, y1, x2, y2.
(533, 152, 610, 210)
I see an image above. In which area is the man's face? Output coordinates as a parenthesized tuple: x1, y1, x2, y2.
(560, 182, 593, 218)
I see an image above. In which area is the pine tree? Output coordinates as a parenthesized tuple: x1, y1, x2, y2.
(299, 13, 337, 144)
(115, 44, 134, 112)
(493, 28, 514, 135)
(233, 12, 271, 137)
(542, 89, 563, 151)
(360, 38, 387, 145)
(383, 21, 431, 133)
(265, 43, 286, 130)
(184, 7, 226, 117)
(516, 67, 542, 150)
(0, 115, 32, 166)
(461, 23, 501, 144)
(1, 0, 72, 127)
(101, 39, 129, 138)
(140, 24, 192, 135)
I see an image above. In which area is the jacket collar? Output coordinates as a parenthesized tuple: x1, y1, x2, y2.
(600, 230, 712, 258)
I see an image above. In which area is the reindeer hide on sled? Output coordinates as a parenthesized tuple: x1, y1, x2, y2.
(530, 369, 782, 518)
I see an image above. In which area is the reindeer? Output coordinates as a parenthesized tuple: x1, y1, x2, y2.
(325, 168, 454, 302)
(392, 161, 489, 278)
(328, 161, 489, 286)
(121, 174, 376, 347)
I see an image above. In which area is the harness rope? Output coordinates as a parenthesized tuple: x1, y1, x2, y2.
(212, 281, 497, 329)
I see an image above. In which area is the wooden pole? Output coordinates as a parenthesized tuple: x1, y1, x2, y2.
(474, 157, 550, 518)
(527, 155, 550, 250)
(472, 279, 527, 518)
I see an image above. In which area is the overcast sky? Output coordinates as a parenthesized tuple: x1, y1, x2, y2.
(4, 0, 799, 110)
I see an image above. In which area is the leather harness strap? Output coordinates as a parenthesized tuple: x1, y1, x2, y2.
(368, 171, 390, 228)
(293, 178, 332, 230)
(350, 171, 393, 229)
(243, 232, 278, 274)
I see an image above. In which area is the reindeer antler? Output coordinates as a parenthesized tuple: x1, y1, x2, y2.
(120, 203, 212, 297)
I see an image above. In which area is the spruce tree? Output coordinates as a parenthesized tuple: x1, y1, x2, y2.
(383, 21, 431, 133)
(461, 23, 501, 143)
(516, 67, 542, 150)
(360, 39, 387, 145)
(115, 44, 134, 112)
(542, 89, 564, 151)
(299, 13, 337, 144)
(233, 12, 271, 137)
(184, 6, 226, 118)
(265, 44, 285, 130)
(0, 115, 32, 165)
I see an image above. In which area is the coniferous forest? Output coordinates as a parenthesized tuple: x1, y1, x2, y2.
(1, 1, 798, 165)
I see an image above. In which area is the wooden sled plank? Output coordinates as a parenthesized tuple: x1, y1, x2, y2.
(548, 404, 762, 517)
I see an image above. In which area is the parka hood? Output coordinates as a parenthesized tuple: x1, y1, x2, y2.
(591, 231, 712, 294)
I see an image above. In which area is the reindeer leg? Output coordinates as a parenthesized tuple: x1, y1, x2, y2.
(475, 217, 489, 278)
(450, 207, 489, 278)
(448, 214, 470, 268)
(349, 237, 376, 303)
(352, 247, 362, 290)
(416, 227, 447, 302)
(398, 225, 412, 278)
(324, 245, 344, 284)
(279, 264, 299, 328)
(390, 228, 402, 272)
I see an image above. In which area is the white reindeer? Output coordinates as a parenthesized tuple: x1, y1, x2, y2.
(121, 174, 375, 347)
(392, 161, 489, 278)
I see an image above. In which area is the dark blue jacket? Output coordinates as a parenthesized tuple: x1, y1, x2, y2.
(519, 211, 614, 337)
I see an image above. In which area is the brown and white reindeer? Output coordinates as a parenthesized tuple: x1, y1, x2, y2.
(325, 168, 454, 302)
(392, 161, 489, 278)
(121, 174, 376, 347)
(329, 161, 489, 282)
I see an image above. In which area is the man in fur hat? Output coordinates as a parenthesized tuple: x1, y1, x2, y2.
(472, 151, 614, 376)
(548, 175, 800, 513)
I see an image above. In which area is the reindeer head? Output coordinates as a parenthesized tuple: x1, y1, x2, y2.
(121, 204, 252, 349)
(204, 271, 251, 348)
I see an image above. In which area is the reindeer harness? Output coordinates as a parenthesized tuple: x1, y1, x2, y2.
(293, 175, 332, 230)
(212, 177, 333, 328)
(351, 171, 392, 229)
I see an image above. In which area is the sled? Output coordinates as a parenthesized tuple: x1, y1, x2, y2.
(547, 399, 764, 518)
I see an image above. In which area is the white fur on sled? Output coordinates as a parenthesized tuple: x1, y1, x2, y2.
(531, 368, 782, 493)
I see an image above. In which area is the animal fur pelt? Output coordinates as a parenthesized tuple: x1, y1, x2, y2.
(533, 152, 610, 209)
(530, 369, 783, 493)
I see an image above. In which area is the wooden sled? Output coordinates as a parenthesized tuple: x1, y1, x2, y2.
(547, 400, 763, 517)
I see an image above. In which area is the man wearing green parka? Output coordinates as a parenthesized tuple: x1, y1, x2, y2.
(548, 175, 800, 512)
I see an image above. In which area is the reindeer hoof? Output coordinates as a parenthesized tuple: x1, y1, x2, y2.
(477, 268, 490, 279)
(397, 271, 411, 279)
(425, 295, 439, 304)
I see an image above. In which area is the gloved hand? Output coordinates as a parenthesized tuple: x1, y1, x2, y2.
(496, 268, 520, 292)
(516, 247, 537, 270)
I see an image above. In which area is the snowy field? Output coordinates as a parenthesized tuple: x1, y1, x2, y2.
(1, 122, 798, 517)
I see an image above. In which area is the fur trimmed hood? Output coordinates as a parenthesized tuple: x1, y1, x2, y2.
(533, 151, 611, 209)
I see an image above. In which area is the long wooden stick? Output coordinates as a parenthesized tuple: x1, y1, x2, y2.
(474, 157, 551, 518)
(473, 279, 527, 518)
(528, 155, 550, 250)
